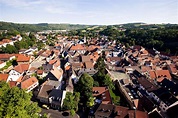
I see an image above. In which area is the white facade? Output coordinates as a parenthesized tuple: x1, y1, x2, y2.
(7, 70, 22, 82)
(26, 81, 39, 93)
(0, 62, 6, 69)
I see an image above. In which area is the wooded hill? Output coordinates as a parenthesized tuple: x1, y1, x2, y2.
(0, 21, 92, 32)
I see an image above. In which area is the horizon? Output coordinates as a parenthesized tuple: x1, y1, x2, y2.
(1, 20, 178, 26)
(0, 0, 178, 25)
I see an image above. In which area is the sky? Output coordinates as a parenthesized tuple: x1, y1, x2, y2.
(0, 0, 178, 25)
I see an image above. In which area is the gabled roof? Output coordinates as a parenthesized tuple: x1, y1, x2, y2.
(70, 44, 85, 50)
(49, 59, 57, 65)
(168, 64, 178, 74)
(14, 64, 29, 73)
(21, 76, 38, 89)
(84, 62, 94, 69)
(81, 55, 91, 62)
(107, 57, 121, 62)
(50, 66, 63, 81)
(9, 81, 17, 88)
(87, 45, 100, 52)
(49, 89, 63, 101)
(137, 77, 159, 92)
(93, 87, 112, 104)
(37, 69, 43, 75)
(38, 85, 54, 98)
(0, 54, 14, 60)
(114, 106, 129, 118)
(149, 70, 172, 82)
(16, 54, 30, 62)
(128, 110, 148, 118)
(0, 74, 8, 81)
(94, 104, 115, 118)
(93, 87, 108, 96)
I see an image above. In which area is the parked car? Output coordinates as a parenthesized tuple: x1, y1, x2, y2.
(42, 104, 49, 110)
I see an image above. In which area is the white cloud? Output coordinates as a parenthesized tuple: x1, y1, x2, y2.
(0, 0, 43, 8)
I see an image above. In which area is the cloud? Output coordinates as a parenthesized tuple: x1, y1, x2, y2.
(0, 0, 43, 8)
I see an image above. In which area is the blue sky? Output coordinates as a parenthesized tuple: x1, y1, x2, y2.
(0, 0, 177, 25)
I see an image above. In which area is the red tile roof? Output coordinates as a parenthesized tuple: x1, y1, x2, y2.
(93, 87, 112, 104)
(115, 106, 129, 118)
(65, 65, 71, 71)
(0, 74, 8, 81)
(70, 44, 85, 50)
(16, 54, 30, 62)
(2, 39, 12, 43)
(0, 54, 14, 60)
(21, 76, 38, 89)
(49, 59, 57, 65)
(85, 62, 94, 69)
(53, 60, 60, 67)
(50, 66, 63, 81)
(87, 45, 100, 51)
(149, 70, 172, 82)
(9, 81, 17, 88)
(37, 69, 43, 75)
(14, 64, 29, 73)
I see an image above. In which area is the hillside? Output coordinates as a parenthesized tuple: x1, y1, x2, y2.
(0, 21, 92, 32)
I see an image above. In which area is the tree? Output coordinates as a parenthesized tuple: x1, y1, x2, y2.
(62, 92, 80, 112)
(93, 81, 99, 87)
(103, 75, 115, 90)
(94, 57, 106, 74)
(86, 97, 95, 108)
(75, 73, 94, 107)
(0, 81, 41, 118)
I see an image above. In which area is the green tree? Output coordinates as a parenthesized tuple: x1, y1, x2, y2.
(103, 75, 115, 90)
(0, 81, 41, 118)
(94, 57, 106, 74)
(62, 92, 80, 111)
(75, 73, 94, 107)
(86, 97, 95, 108)
(5, 44, 18, 54)
(93, 81, 99, 87)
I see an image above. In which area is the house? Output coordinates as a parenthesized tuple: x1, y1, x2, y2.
(158, 78, 178, 97)
(48, 89, 66, 110)
(16, 54, 31, 64)
(93, 87, 112, 104)
(42, 63, 53, 73)
(151, 88, 178, 112)
(37, 69, 45, 78)
(107, 57, 121, 65)
(149, 70, 172, 82)
(20, 76, 39, 93)
(167, 64, 178, 75)
(70, 44, 86, 54)
(37, 79, 65, 109)
(0, 39, 14, 48)
(37, 85, 54, 104)
(49, 66, 63, 81)
(94, 104, 115, 118)
(7, 64, 29, 82)
(81, 55, 91, 62)
(0, 73, 9, 82)
(93, 103, 149, 118)
(114, 106, 129, 118)
(20, 47, 38, 55)
(0, 54, 16, 62)
(66, 77, 74, 93)
(0, 61, 6, 69)
(9, 81, 18, 88)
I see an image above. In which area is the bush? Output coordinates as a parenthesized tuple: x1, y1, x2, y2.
(70, 109, 75, 116)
